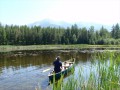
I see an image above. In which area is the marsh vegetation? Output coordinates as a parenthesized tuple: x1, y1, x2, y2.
(48, 51, 120, 90)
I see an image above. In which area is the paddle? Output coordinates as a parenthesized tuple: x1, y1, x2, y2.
(42, 68, 51, 72)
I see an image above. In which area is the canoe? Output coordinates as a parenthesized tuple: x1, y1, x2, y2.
(48, 58, 75, 82)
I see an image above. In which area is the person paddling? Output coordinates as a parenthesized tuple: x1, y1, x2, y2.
(53, 56, 62, 73)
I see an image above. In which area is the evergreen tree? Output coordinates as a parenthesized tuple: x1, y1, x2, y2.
(0, 22, 119, 45)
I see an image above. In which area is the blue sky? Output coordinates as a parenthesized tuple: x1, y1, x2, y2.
(0, 0, 120, 25)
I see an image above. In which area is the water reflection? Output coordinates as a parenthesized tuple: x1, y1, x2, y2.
(0, 50, 93, 90)
(0, 50, 92, 70)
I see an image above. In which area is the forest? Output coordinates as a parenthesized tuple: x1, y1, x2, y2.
(0, 23, 120, 45)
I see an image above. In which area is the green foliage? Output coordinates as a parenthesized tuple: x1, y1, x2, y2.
(111, 23, 120, 39)
(0, 23, 120, 45)
(50, 52, 120, 90)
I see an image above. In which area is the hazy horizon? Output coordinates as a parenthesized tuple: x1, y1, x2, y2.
(0, 0, 120, 25)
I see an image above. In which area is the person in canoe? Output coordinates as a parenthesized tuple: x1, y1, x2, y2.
(53, 56, 62, 73)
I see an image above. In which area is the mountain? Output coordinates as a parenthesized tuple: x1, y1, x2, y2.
(76, 22, 112, 31)
(28, 19, 72, 28)
(28, 19, 112, 30)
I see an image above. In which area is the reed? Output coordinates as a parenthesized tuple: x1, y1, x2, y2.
(0, 45, 120, 52)
(50, 51, 120, 90)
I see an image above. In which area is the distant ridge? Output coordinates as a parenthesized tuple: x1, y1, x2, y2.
(28, 19, 72, 28)
(28, 19, 112, 30)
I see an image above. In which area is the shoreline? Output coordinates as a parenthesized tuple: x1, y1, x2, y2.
(0, 44, 120, 52)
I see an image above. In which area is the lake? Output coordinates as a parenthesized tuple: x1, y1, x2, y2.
(0, 50, 119, 90)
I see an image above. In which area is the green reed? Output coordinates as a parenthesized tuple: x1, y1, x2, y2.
(49, 51, 120, 90)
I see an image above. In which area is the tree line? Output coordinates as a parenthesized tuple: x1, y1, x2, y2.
(0, 23, 120, 45)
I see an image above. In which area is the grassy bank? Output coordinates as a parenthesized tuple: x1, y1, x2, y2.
(48, 51, 120, 90)
(0, 44, 120, 52)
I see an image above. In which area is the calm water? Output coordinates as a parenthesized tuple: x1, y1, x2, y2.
(0, 50, 106, 90)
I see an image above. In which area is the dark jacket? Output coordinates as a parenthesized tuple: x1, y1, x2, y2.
(53, 59, 62, 73)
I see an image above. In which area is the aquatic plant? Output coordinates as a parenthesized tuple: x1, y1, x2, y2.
(50, 51, 120, 90)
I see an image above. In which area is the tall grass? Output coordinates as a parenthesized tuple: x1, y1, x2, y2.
(49, 51, 120, 90)
(1, 45, 120, 52)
